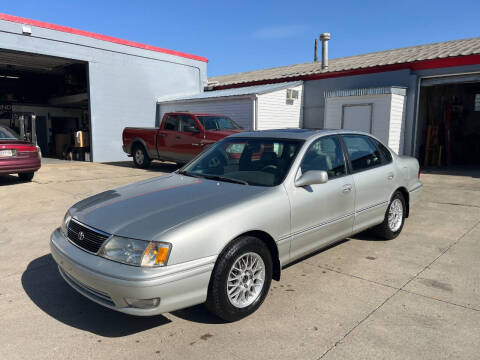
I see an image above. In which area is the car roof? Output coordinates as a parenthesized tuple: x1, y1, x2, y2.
(228, 128, 374, 140)
(165, 112, 228, 117)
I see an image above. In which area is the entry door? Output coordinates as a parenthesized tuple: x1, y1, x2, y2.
(288, 136, 355, 262)
(157, 115, 182, 162)
(342, 104, 373, 132)
(176, 115, 204, 161)
(341, 134, 395, 232)
(157, 115, 204, 163)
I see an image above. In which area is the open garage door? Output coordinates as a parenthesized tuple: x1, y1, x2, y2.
(0, 50, 91, 161)
(416, 76, 480, 167)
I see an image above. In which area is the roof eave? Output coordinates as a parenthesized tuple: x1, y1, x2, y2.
(211, 54, 480, 90)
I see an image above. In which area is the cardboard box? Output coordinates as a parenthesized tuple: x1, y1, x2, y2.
(74, 131, 89, 147)
(55, 133, 71, 157)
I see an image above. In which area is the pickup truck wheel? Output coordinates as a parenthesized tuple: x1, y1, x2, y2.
(373, 191, 406, 240)
(132, 145, 151, 169)
(205, 236, 272, 322)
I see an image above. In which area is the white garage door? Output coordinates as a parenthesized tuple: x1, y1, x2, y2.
(342, 104, 372, 132)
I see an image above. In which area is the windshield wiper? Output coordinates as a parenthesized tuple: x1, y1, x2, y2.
(177, 170, 201, 178)
(200, 174, 249, 185)
(177, 171, 248, 185)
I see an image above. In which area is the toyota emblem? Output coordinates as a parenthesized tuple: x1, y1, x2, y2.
(78, 231, 85, 241)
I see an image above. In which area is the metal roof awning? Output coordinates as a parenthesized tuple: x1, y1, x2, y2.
(325, 86, 407, 98)
(157, 81, 303, 104)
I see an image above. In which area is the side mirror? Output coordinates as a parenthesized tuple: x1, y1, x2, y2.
(184, 125, 200, 133)
(295, 170, 328, 187)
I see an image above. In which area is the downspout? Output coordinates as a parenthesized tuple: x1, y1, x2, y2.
(253, 95, 258, 131)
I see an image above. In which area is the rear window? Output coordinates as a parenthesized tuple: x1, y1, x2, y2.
(0, 127, 19, 140)
(342, 134, 382, 171)
(197, 116, 241, 130)
(372, 138, 393, 163)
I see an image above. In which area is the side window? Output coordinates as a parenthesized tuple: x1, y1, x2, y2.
(163, 115, 179, 131)
(342, 135, 382, 171)
(300, 136, 346, 179)
(179, 116, 199, 133)
(372, 138, 393, 163)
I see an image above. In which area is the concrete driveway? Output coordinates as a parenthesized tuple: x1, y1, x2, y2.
(1, 161, 479, 360)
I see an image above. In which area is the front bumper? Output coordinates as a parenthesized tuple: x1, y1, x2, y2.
(50, 228, 214, 316)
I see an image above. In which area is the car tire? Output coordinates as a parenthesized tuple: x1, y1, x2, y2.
(205, 235, 272, 322)
(18, 172, 34, 182)
(132, 145, 151, 169)
(374, 191, 406, 240)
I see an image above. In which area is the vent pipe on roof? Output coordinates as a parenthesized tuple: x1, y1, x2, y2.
(320, 33, 330, 70)
(314, 38, 318, 62)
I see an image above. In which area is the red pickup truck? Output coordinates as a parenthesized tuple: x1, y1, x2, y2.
(122, 112, 244, 168)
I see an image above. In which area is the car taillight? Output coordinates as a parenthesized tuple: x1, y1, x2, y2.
(418, 170, 421, 179)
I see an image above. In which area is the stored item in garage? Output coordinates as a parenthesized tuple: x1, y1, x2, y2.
(74, 131, 89, 147)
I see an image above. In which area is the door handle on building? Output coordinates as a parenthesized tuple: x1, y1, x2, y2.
(342, 184, 352, 193)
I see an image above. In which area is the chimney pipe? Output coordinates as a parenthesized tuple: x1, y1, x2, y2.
(314, 38, 318, 62)
(319, 33, 330, 70)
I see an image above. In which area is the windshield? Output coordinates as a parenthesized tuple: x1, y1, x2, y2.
(197, 116, 241, 130)
(0, 127, 19, 140)
(181, 137, 304, 186)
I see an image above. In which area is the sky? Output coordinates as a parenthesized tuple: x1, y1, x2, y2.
(2, 0, 480, 77)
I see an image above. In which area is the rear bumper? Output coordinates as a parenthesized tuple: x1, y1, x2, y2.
(409, 182, 423, 206)
(0, 157, 40, 174)
(50, 228, 214, 316)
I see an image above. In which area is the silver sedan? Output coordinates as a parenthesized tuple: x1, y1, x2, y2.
(50, 129, 422, 321)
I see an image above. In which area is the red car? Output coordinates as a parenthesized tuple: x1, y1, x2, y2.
(0, 126, 41, 181)
(123, 112, 244, 168)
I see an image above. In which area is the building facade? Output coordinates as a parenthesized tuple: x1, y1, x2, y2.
(0, 13, 207, 162)
(209, 38, 480, 167)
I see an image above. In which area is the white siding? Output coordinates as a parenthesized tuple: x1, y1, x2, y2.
(256, 84, 303, 130)
(159, 97, 254, 130)
(389, 94, 406, 154)
(325, 93, 406, 154)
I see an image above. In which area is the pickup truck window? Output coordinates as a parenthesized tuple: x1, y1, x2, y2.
(164, 116, 179, 131)
(179, 116, 200, 133)
(197, 116, 241, 131)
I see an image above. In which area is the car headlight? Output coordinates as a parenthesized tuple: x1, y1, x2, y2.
(61, 212, 71, 236)
(98, 236, 171, 267)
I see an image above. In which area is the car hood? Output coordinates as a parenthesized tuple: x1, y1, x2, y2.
(69, 173, 269, 240)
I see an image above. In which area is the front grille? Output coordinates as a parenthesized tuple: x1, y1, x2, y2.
(67, 219, 110, 253)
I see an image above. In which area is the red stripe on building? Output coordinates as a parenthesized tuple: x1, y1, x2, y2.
(0, 13, 208, 63)
(212, 54, 480, 90)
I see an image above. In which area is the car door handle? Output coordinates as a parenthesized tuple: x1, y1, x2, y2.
(176, 135, 182, 139)
(192, 143, 201, 146)
(342, 184, 352, 193)
(387, 172, 395, 180)
(157, 133, 165, 137)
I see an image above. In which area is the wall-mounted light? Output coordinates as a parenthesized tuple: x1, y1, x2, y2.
(22, 24, 32, 36)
